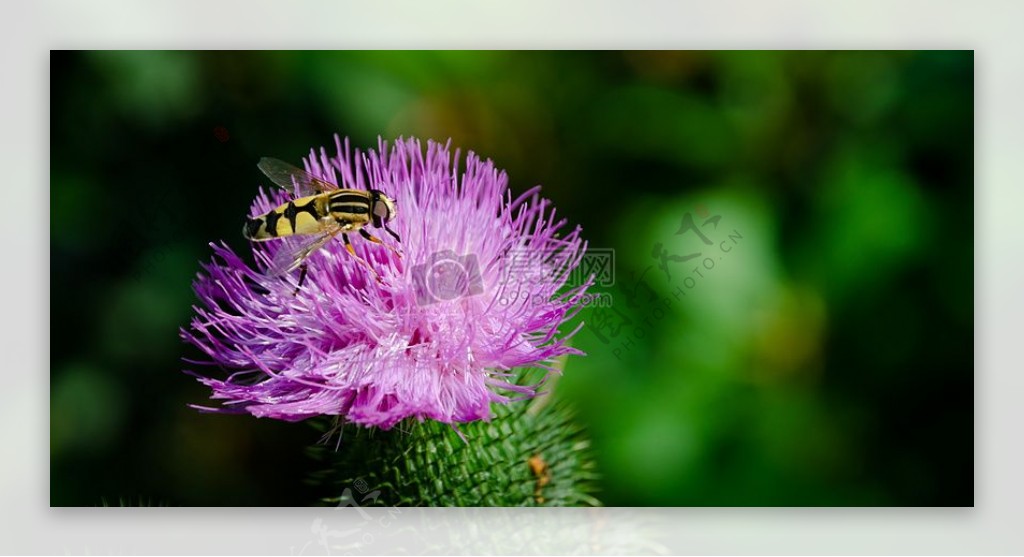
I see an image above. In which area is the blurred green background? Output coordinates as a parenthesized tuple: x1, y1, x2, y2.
(50, 51, 972, 506)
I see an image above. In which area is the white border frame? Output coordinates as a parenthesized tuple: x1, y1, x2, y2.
(10, 0, 1019, 553)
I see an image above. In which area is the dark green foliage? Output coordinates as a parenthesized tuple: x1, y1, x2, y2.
(310, 394, 600, 507)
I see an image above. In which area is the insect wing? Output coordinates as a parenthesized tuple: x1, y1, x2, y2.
(258, 157, 337, 197)
(264, 225, 342, 277)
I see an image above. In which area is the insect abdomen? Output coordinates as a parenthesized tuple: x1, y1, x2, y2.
(243, 194, 327, 240)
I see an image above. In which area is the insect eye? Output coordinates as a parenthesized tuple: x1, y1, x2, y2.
(373, 200, 390, 219)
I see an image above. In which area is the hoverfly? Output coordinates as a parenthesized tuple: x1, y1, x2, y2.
(244, 157, 401, 290)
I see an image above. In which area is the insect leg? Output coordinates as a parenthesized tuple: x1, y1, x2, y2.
(292, 264, 309, 296)
(359, 228, 402, 258)
(383, 224, 401, 243)
(341, 233, 382, 283)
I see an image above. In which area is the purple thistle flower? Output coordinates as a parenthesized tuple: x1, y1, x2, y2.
(182, 136, 591, 429)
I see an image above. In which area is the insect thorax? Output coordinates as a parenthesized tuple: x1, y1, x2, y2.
(326, 190, 372, 227)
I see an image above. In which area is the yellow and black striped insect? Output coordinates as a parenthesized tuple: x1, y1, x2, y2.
(244, 157, 401, 289)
